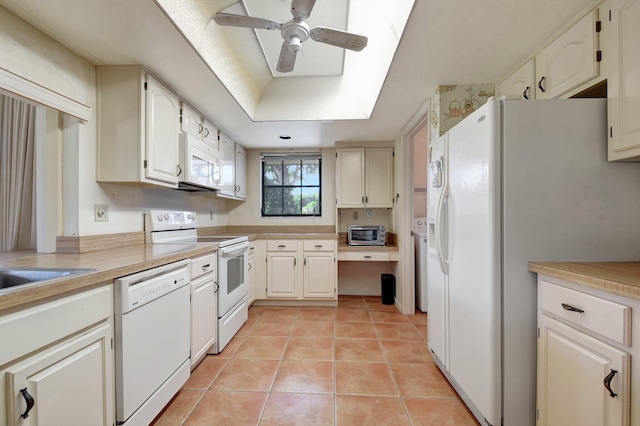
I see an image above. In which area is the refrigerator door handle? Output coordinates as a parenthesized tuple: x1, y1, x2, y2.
(434, 184, 449, 275)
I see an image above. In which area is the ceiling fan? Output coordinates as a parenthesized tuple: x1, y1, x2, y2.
(212, 0, 368, 73)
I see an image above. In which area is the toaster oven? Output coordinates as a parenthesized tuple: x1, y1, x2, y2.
(347, 225, 386, 246)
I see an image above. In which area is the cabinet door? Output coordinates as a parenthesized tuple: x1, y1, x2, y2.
(146, 75, 180, 184)
(607, 0, 640, 159)
(303, 253, 335, 298)
(6, 321, 113, 426)
(202, 119, 219, 150)
(218, 134, 236, 197)
(336, 148, 365, 207)
(267, 253, 298, 298)
(365, 147, 394, 208)
(180, 103, 203, 138)
(497, 59, 536, 99)
(235, 144, 247, 200)
(248, 255, 255, 305)
(537, 315, 630, 426)
(190, 276, 216, 368)
(535, 11, 599, 99)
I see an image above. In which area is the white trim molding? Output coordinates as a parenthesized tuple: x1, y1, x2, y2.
(0, 67, 91, 122)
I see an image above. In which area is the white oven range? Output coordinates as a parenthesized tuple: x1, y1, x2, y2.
(144, 210, 249, 354)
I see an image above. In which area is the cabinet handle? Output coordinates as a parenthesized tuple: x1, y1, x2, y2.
(361, 196, 364, 203)
(278, 244, 286, 248)
(248, 263, 252, 271)
(315, 245, 323, 248)
(204, 128, 210, 138)
(176, 165, 182, 177)
(198, 123, 204, 134)
(523, 86, 530, 100)
(201, 264, 210, 271)
(365, 196, 368, 203)
(304, 257, 307, 266)
(294, 258, 297, 266)
(19, 388, 34, 419)
(214, 281, 219, 293)
(537, 76, 546, 93)
(603, 369, 618, 398)
(364, 255, 372, 259)
(561, 303, 584, 314)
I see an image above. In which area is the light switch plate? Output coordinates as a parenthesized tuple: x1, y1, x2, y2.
(366, 209, 373, 218)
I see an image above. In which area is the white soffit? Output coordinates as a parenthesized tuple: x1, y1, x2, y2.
(156, 0, 415, 122)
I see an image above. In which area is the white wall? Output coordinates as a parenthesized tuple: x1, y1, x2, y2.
(0, 6, 228, 238)
(227, 148, 336, 226)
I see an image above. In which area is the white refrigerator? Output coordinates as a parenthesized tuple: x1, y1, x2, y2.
(426, 98, 640, 426)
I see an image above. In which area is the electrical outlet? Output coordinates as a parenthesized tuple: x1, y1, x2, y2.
(94, 204, 109, 222)
(366, 209, 373, 219)
(352, 211, 358, 220)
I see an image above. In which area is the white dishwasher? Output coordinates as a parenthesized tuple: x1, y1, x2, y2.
(114, 259, 191, 426)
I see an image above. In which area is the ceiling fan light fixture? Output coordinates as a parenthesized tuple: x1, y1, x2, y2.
(287, 36, 303, 54)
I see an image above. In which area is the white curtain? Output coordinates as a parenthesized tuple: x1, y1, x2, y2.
(0, 95, 37, 251)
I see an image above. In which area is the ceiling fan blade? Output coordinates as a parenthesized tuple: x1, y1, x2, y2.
(310, 27, 368, 51)
(291, 0, 316, 20)
(276, 42, 297, 73)
(213, 13, 281, 30)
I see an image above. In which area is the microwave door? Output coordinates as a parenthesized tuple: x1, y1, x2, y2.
(190, 154, 215, 188)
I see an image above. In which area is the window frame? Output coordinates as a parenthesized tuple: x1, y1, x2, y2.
(260, 154, 322, 218)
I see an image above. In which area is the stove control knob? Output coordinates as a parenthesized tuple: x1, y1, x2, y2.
(164, 213, 170, 221)
(157, 215, 163, 222)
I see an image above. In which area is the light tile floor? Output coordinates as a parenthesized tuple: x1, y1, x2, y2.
(152, 296, 479, 425)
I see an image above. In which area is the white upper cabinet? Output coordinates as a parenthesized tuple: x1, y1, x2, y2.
(497, 59, 536, 99)
(97, 66, 180, 188)
(146, 77, 181, 184)
(535, 10, 600, 99)
(235, 144, 247, 200)
(181, 103, 219, 150)
(217, 133, 247, 201)
(336, 147, 394, 208)
(607, 0, 640, 160)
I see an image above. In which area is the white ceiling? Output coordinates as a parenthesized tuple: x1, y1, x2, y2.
(0, 0, 599, 148)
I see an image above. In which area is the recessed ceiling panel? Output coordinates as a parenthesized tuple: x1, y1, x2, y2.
(244, 0, 348, 77)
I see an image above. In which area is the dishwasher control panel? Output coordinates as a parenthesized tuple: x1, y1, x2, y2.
(114, 259, 190, 314)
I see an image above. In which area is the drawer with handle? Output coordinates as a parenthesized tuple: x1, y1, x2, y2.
(303, 240, 336, 252)
(342, 252, 390, 262)
(539, 280, 631, 346)
(266, 240, 299, 251)
(191, 253, 216, 280)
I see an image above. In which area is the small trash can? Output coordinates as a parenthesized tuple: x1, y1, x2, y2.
(381, 274, 395, 305)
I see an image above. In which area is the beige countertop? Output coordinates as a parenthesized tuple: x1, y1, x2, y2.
(0, 227, 393, 312)
(0, 242, 219, 312)
(528, 262, 640, 301)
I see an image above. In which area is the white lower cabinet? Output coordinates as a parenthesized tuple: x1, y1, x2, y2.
(265, 240, 336, 300)
(190, 253, 216, 368)
(536, 278, 634, 426)
(6, 322, 113, 426)
(537, 315, 630, 426)
(0, 285, 114, 426)
(248, 243, 256, 305)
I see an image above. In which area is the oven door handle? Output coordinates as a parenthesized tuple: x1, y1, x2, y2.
(219, 242, 249, 257)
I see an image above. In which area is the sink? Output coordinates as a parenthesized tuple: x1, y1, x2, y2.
(0, 268, 97, 290)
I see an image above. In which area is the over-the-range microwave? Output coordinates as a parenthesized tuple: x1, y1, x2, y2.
(177, 133, 221, 191)
(347, 225, 386, 246)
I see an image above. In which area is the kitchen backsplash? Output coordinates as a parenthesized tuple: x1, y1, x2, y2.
(337, 208, 393, 233)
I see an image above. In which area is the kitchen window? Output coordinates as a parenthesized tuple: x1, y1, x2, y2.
(261, 153, 321, 217)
